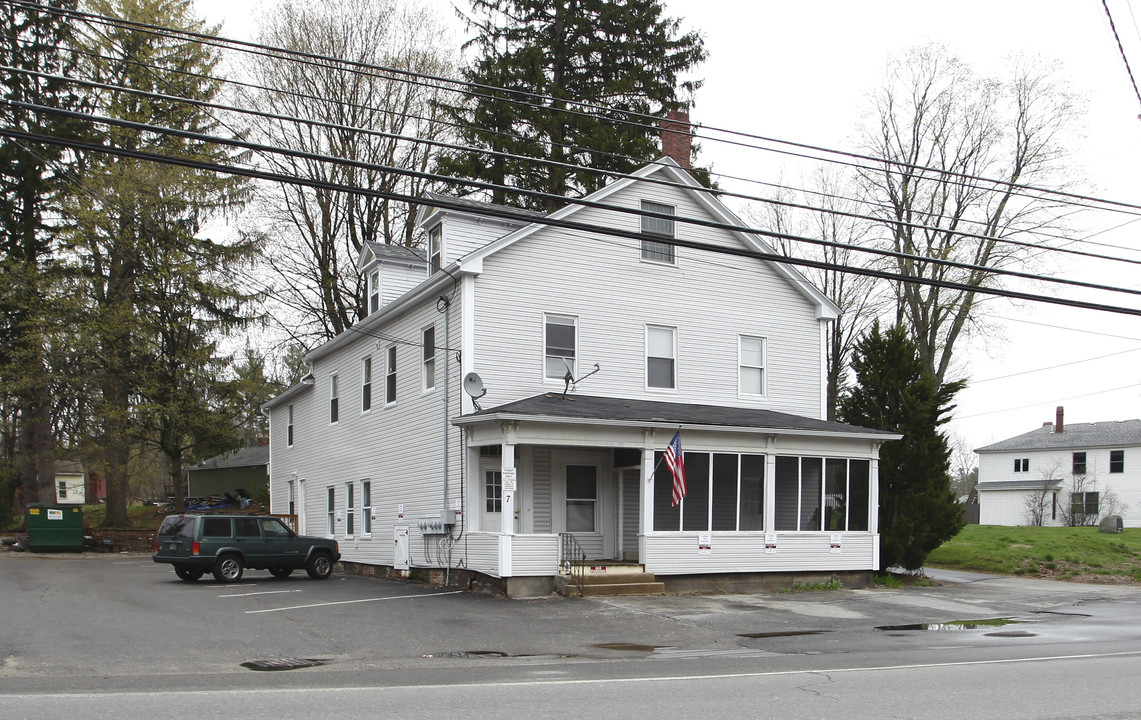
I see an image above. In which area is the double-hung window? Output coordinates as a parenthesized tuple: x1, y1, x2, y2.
(1072, 452, 1087, 475)
(739, 336, 766, 396)
(1110, 450, 1125, 473)
(428, 225, 442, 273)
(422, 326, 436, 391)
(646, 325, 676, 389)
(1013, 458, 1029, 473)
(544, 314, 577, 380)
(329, 374, 339, 424)
(287, 404, 294, 447)
(361, 481, 372, 535)
(385, 345, 397, 404)
(640, 200, 675, 264)
(345, 482, 355, 537)
(361, 357, 372, 412)
(326, 487, 336, 536)
(367, 269, 380, 315)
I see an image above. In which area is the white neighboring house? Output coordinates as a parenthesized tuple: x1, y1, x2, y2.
(976, 407, 1139, 527)
(53, 461, 86, 505)
(262, 157, 899, 597)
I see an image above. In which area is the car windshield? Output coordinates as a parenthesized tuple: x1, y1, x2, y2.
(157, 516, 196, 538)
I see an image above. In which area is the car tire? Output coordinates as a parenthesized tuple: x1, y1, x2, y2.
(306, 552, 334, 580)
(212, 554, 244, 583)
(269, 567, 293, 579)
(174, 566, 204, 582)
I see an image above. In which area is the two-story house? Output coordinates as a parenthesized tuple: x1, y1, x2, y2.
(976, 407, 1140, 527)
(262, 158, 898, 597)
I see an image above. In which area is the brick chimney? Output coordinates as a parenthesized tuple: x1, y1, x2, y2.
(661, 110, 692, 169)
(1055, 406, 1064, 433)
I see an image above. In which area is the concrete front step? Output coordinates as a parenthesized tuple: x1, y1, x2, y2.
(579, 581, 665, 597)
(581, 572, 657, 585)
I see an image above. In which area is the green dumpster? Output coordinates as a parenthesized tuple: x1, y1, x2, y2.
(26, 504, 84, 552)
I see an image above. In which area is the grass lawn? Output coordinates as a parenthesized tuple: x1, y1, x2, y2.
(926, 524, 1141, 583)
(77, 503, 167, 530)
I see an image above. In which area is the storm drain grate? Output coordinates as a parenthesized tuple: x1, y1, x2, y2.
(241, 658, 327, 671)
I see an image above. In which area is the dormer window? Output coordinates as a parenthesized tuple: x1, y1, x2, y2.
(428, 225, 442, 273)
(367, 269, 380, 315)
(640, 200, 675, 264)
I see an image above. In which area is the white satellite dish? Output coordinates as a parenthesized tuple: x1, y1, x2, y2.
(463, 372, 486, 401)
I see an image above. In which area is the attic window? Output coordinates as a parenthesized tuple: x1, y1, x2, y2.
(428, 225, 442, 273)
(368, 269, 380, 315)
(640, 200, 675, 264)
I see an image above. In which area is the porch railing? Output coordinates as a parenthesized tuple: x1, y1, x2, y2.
(558, 532, 588, 597)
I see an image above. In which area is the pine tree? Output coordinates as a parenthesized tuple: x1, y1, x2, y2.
(436, 0, 706, 210)
(839, 323, 965, 571)
(65, 0, 252, 525)
(0, 0, 87, 513)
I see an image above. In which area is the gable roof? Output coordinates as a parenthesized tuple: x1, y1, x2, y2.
(189, 445, 269, 472)
(445, 159, 839, 320)
(455, 393, 898, 439)
(976, 419, 1141, 453)
(355, 241, 426, 273)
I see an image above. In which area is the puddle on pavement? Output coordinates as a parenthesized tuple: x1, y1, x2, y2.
(241, 658, 327, 671)
(876, 617, 1028, 632)
(985, 630, 1038, 637)
(737, 630, 832, 639)
(594, 643, 659, 652)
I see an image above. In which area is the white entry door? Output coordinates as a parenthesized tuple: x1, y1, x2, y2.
(480, 463, 519, 532)
(555, 451, 614, 560)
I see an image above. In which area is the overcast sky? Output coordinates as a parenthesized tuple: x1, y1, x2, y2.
(195, 0, 1141, 461)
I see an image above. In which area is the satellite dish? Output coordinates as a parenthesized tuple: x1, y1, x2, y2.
(463, 372, 487, 400)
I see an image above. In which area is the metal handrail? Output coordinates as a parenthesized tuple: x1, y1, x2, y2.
(558, 532, 588, 597)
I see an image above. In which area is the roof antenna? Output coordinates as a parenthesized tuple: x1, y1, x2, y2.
(562, 359, 601, 399)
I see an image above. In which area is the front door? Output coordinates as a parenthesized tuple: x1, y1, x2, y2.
(480, 463, 519, 532)
(556, 451, 614, 560)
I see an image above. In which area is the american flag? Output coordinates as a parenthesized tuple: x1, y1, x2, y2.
(666, 430, 687, 507)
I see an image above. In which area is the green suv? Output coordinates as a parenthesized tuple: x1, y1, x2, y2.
(152, 513, 341, 583)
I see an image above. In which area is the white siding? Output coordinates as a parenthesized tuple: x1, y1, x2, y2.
(466, 181, 823, 417)
(268, 293, 466, 568)
(380, 261, 427, 308)
(443, 214, 524, 264)
(644, 532, 875, 574)
(977, 446, 1141, 527)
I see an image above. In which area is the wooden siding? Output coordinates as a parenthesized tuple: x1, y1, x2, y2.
(467, 181, 824, 417)
(644, 532, 875, 574)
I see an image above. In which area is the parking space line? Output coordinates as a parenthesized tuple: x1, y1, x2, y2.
(220, 589, 303, 598)
(246, 590, 463, 614)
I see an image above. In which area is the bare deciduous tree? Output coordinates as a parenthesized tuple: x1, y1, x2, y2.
(244, 0, 455, 343)
(858, 44, 1079, 385)
(1022, 459, 1065, 526)
(754, 170, 887, 419)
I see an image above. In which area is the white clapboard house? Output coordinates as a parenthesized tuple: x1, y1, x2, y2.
(263, 157, 898, 597)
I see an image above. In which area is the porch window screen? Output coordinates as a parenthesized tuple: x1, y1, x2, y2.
(653, 452, 680, 531)
(848, 460, 870, 531)
(739, 455, 764, 530)
(774, 457, 823, 531)
(824, 459, 848, 531)
(682, 453, 710, 531)
(711, 454, 738, 531)
(566, 465, 596, 533)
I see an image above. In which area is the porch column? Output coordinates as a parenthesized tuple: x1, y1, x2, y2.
(869, 449, 880, 535)
(501, 443, 517, 535)
(498, 441, 516, 578)
(641, 446, 655, 535)
(764, 436, 777, 532)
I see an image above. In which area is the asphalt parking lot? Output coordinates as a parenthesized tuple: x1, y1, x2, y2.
(4, 551, 1141, 685)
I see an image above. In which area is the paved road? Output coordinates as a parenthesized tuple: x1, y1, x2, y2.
(3, 552, 1140, 718)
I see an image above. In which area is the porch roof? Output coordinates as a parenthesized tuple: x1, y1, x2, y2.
(454, 393, 899, 440)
